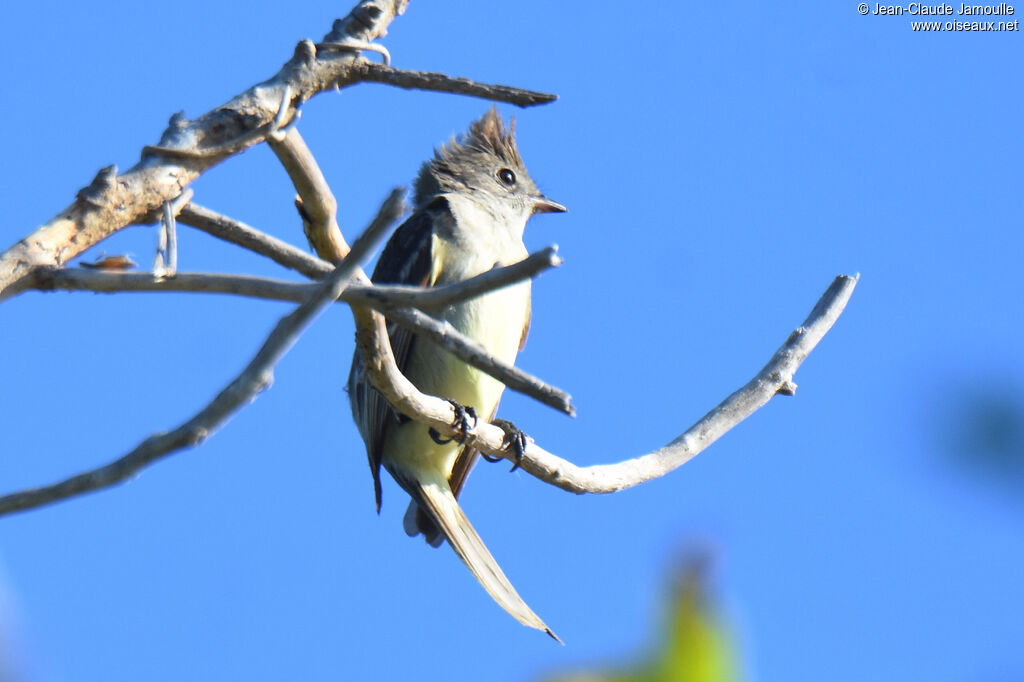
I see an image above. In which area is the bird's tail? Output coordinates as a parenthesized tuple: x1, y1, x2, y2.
(410, 479, 560, 641)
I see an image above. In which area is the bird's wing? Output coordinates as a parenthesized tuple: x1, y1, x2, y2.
(348, 198, 448, 511)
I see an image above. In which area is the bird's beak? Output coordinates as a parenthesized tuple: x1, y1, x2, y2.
(532, 196, 567, 215)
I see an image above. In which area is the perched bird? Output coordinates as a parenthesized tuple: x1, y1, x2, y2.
(348, 108, 565, 637)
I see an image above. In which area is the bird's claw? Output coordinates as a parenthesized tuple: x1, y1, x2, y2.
(429, 399, 478, 445)
(483, 418, 529, 472)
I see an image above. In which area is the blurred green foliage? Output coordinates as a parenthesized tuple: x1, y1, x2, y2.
(542, 553, 740, 682)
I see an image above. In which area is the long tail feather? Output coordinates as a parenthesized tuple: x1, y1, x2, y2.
(411, 480, 559, 641)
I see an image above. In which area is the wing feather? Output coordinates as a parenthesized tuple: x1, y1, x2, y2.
(348, 197, 449, 510)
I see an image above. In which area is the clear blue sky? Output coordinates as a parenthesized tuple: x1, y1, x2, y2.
(2, 2, 1021, 680)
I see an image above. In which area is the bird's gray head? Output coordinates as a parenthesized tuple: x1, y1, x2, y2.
(413, 108, 566, 217)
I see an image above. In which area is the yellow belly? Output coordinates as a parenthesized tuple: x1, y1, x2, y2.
(385, 280, 530, 480)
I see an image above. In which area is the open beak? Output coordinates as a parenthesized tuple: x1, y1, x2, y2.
(532, 195, 568, 215)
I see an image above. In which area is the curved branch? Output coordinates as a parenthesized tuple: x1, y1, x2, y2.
(0, 190, 405, 517)
(520, 274, 859, 492)
(356, 274, 858, 492)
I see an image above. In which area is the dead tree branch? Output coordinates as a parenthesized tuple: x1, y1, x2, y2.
(28, 246, 560, 311)
(179, 203, 326, 279)
(343, 63, 558, 106)
(516, 274, 858, 492)
(0, 0, 556, 302)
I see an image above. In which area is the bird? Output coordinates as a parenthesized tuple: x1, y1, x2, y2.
(347, 107, 565, 638)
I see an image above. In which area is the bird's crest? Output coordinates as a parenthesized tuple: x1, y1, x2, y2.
(414, 108, 522, 206)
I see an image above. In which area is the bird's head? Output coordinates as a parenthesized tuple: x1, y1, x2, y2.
(414, 108, 566, 220)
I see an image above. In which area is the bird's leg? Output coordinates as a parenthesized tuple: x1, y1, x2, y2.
(429, 399, 478, 445)
(483, 419, 529, 472)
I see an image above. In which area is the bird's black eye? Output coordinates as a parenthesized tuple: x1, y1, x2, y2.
(497, 168, 516, 186)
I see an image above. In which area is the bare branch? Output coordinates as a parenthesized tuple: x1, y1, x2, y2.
(178, 203, 329, 279)
(266, 128, 349, 261)
(153, 190, 192, 277)
(387, 306, 575, 416)
(517, 274, 859, 492)
(344, 62, 557, 107)
(356, 245, 562, 310)
(32, 246, 561, 311)
(33, 268, 319, 301)
(0, 190, 405, 517)
(317, 39, 392, 66)
(356, 274, 859, 492)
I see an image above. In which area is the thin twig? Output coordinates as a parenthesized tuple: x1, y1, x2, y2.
(346, 62, 557, 107)
(317, 39, 392, 65)
(153, 206, 169, 275)
(32, 246, 561, 311)
(357, 245, 562, 310)
(388, 306, 575, 416)
(162, 200, 178, 276)
(0, 190, 405, 517)
(153, 190, 191, 277)
(178, 203, 328, 279)
(269, 84, 296, 141)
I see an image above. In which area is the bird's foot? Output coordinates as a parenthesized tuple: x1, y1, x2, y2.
(429, 399, 478, 445)
(483, 418, 529, 472)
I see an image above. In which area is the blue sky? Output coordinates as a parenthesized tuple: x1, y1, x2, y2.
(2, 2, 1022, 680)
